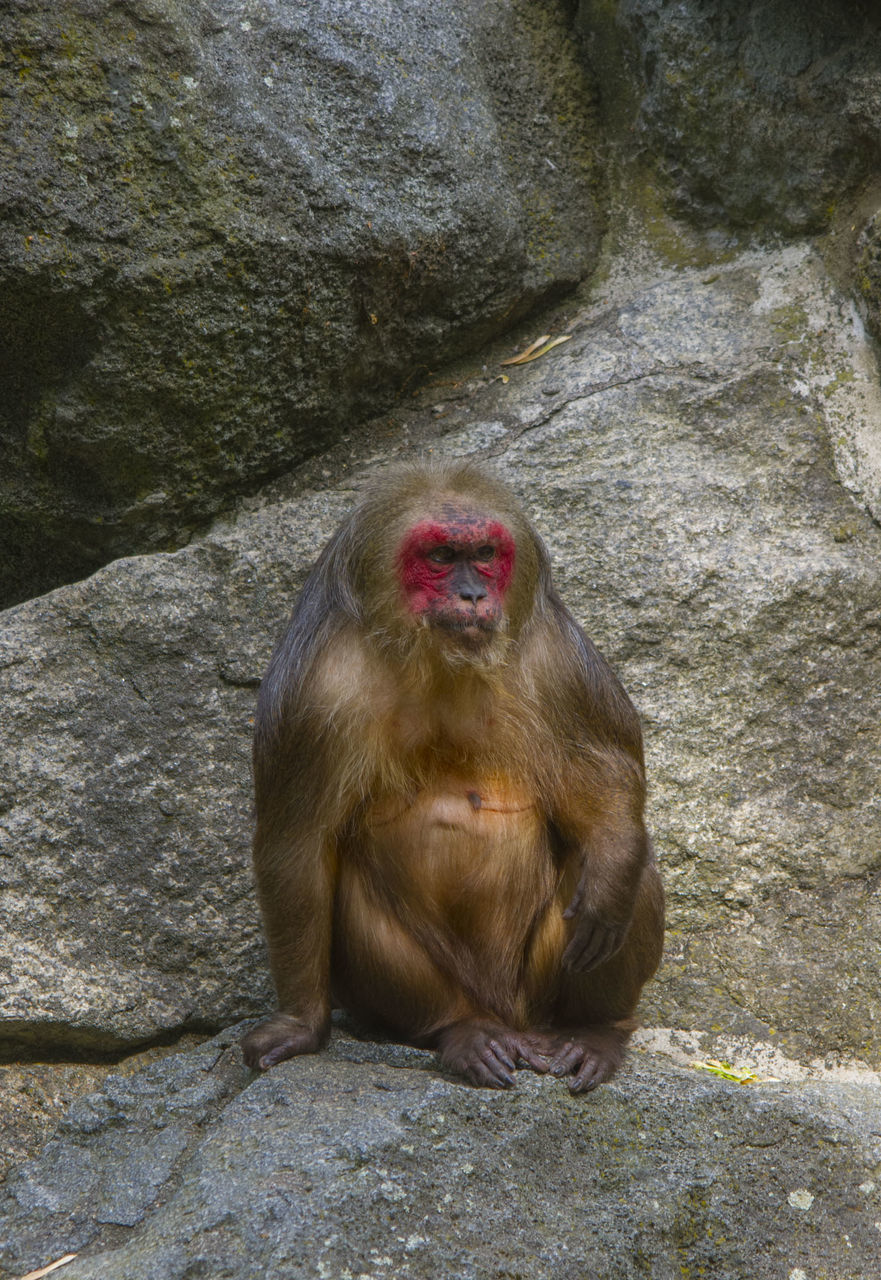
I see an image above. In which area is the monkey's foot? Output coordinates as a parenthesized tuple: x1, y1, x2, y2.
(241, 1014, 328, 1071)
(546, 1027, 629, 1093)
(437, 1020, 550, 1089)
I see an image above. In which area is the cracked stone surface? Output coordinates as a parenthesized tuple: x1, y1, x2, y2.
(1, 1027, 880, 1280)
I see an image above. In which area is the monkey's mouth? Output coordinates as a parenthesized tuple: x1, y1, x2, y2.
(432, 616, 499, 646)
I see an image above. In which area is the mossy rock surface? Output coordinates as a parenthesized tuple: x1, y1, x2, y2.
(577, 0, 881, 232)
(0, 0, 604, 607)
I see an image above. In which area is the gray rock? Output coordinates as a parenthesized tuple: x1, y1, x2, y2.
(851, 210, 881, 410)
(0, 0, 603, 606)
(1, 1028, 879, 1279)
(0, 1037, 208, 1182)
(2, 203, 880, 1065)
(577, 0, 881, 232)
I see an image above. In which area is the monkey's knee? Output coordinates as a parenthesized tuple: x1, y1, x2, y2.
(631, 860, 665, 983)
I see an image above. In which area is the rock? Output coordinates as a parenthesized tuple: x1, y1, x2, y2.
(0, 1037, 207, 1181)
(2, 202, 880, 1065)
(0, 1063, 109, 1186)
(577, 0, 881, 232)
(851, 210, 881, 425)
(0, 497, 336, 1053)
(0, 0, 603, 606)
(0, 1027, 879, 1279)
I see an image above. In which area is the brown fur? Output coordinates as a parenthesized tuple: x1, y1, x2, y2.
(241, 461, 664, 1091)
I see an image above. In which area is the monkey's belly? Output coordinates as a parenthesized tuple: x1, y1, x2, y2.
(334, 780, 554, 1033)
(364, 778, 544, 888)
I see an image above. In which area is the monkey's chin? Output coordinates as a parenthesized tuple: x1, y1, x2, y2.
(457, 623, 491, 646)
(432, 619, 506, 667)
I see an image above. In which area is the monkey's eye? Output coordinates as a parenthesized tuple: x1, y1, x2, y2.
(473, 545, 495, 562)
(426, 545, 456, 564)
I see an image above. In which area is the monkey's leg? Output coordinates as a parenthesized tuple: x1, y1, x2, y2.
(524, 860, 664, 1093)
(555, 861, 663, 1092)
(241, 822, 336, 1071)
(334, 878, 548, 1089)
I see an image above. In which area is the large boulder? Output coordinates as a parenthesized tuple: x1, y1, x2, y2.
(0, 0, 603, 607)
(0, 491, 337, 1054)
(577, 0, 881, 232)
(1, 1027, 879, 1280)
(2, 205, 880, 1066)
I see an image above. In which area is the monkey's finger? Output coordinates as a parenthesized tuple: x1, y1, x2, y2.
(586, 927, 626, 969)
(487, 1040, 517, 1073)
(563, 913, 604, 957)
(562, 927, 605, 972)
(574, 934, 610, 971)
(561, 885, 584, 920)
(569, 1054, 603, 1094)
(564, 923, 624, 973)
(549, 1042, 584, 1076)
(562, 936, 594, 972)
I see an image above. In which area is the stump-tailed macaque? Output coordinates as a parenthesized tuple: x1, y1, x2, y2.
(241, 462, 664, 1092)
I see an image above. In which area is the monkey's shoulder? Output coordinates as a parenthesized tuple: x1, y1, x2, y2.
(305, 627, 396, 717)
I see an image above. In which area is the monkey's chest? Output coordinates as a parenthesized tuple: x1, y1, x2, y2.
(362, 776, 545, 895)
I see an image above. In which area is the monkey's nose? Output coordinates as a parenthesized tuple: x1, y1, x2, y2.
(452, 563, 488, 603)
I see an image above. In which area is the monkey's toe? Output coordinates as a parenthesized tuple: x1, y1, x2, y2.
(437, 1021, 522, 1089)
(569, 1053, 611, 1093)
(514, 1032, 554, 1073)
(548, 1040, 584, 1077)
(545, 1027, 626, 1093)
(468, 1055, 516, 1089)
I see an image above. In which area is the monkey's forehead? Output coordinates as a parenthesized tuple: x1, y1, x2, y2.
(398, 511, 515, 549)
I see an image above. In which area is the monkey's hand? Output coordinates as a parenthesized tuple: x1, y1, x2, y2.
(561, 885, 631, 973)
(241, 1014, 329, 1071)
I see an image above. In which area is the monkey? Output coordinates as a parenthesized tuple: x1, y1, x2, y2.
(241, 460, 664, 1092)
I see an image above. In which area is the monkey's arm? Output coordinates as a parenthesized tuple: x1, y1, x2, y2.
(241, 635, 355, 1071)
(553, 746, 650, 974)
(534, 607, 651, 974)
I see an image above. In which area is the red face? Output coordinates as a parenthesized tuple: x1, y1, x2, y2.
(397, 509, 516, 645)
